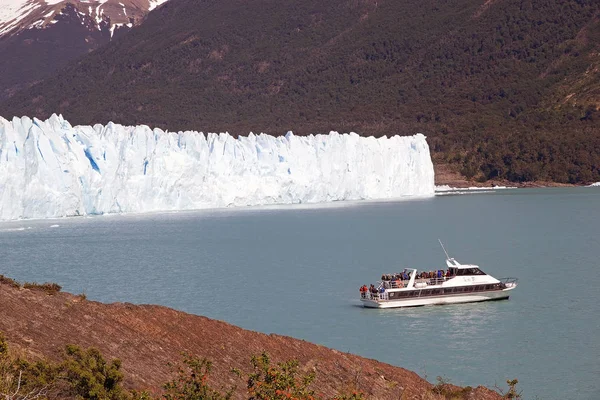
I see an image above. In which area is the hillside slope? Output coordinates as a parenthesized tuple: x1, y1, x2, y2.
(1, 0, 599, 183)
(0, 281, 502, 399)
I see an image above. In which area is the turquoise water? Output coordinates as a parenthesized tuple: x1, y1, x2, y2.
(1, 188, 599, 400)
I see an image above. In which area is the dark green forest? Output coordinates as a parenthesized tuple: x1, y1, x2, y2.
(2, 0, 599, 183)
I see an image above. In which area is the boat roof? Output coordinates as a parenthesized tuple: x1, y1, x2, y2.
(378, 259, 483, 276)
(446, 258, 481, 269)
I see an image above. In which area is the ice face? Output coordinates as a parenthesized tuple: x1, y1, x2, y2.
(0, 114, 435, 220)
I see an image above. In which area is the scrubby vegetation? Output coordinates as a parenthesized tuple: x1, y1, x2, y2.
(0, 276, 62, 295)
(1, 0, 599, 184)
(22, 282, 62, 296)
(0, 275, 20, 289)
(431, 376, 474, 399)
(0, 331, 523, 400)
(0, 332, 125, 399)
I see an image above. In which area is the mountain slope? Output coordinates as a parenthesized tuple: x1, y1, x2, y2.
(1, 0, 600, 183)
(0, 280, 502, 399)
(0, 0, 167, 37)
(0, 0, 168, 99)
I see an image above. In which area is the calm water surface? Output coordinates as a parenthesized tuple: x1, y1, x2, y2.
(1, 188, 599, 400)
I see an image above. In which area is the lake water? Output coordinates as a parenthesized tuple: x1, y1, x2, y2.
(1, 187, 599, 400)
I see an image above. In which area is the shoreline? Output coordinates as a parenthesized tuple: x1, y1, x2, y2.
(433, 163, 585, 189)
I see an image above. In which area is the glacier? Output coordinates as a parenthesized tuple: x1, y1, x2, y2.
(0, 114, 434, 220)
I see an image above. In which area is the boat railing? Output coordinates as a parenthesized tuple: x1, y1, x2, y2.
(381, 277, 451, 289)
(362, 292, 389, 301)
(423, 277, 448, 286)
(382, 281, 408, 289)
(499, 277, 518, 288)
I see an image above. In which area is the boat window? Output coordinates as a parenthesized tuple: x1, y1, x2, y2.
(456, 268, 486, 276)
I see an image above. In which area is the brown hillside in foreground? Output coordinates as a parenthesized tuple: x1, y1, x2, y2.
(0, 281, 502, 400)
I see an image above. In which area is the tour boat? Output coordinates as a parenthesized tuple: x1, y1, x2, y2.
(359, 252, 518, 309)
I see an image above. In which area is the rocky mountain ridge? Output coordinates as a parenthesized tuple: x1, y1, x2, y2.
(0, 0, 168, 100)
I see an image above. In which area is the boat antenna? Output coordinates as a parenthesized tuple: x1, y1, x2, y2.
(438, 239, 451, 260)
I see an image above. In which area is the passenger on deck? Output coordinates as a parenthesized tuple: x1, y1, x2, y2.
(359, 285, 365, 298)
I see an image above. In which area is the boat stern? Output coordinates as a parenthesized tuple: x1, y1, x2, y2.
(360, 297, 385, 308)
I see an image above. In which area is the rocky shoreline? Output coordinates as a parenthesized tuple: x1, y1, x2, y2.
(434, 163, 581, 189)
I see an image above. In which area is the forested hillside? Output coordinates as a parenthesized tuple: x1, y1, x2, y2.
(1, 0, 599, 183)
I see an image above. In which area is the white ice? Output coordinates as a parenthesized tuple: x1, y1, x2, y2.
(0, 114, 435, 220)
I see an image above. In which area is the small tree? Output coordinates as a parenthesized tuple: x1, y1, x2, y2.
(162, 354, 233, 400)
(247, 352, 316, 400)
(495, 379, 522, 400)
(61, 345, 127, 400)
(0, 333, 56, 400)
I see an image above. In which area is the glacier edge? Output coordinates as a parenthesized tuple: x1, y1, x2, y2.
(0, 114, 435, 220)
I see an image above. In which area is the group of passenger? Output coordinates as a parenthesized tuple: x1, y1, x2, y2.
(381, 269, 453, 282)
(360, 269, 456, 299)
(359, 284, 384, 298)
(417, 270, 451, 279)
(381, 272, 411, 281)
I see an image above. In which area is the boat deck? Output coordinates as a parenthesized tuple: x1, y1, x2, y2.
(382, 277, 448, 289)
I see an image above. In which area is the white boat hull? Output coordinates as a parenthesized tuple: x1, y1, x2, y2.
(361, 287, 515, 309)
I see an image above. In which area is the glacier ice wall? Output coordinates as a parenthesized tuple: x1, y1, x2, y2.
(0, 114, 434, 220)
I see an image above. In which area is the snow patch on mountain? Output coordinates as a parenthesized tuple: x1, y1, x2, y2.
(148, 0, 168, 11)
(0, 115, 435, 220)
(0, 0, 41, 35)
(1, 0, 170, 38)
(0, 0, 30, 25)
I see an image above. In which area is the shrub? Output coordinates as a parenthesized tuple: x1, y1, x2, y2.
(0, 275, 21, 289)
(0, 332, 59, 399)
(247, 352, 317, 400)
(431, 376, 472, 399)
(61, 344, 127, 400)
(162, 353, 233, 400)
(23, 282, 62, 295)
